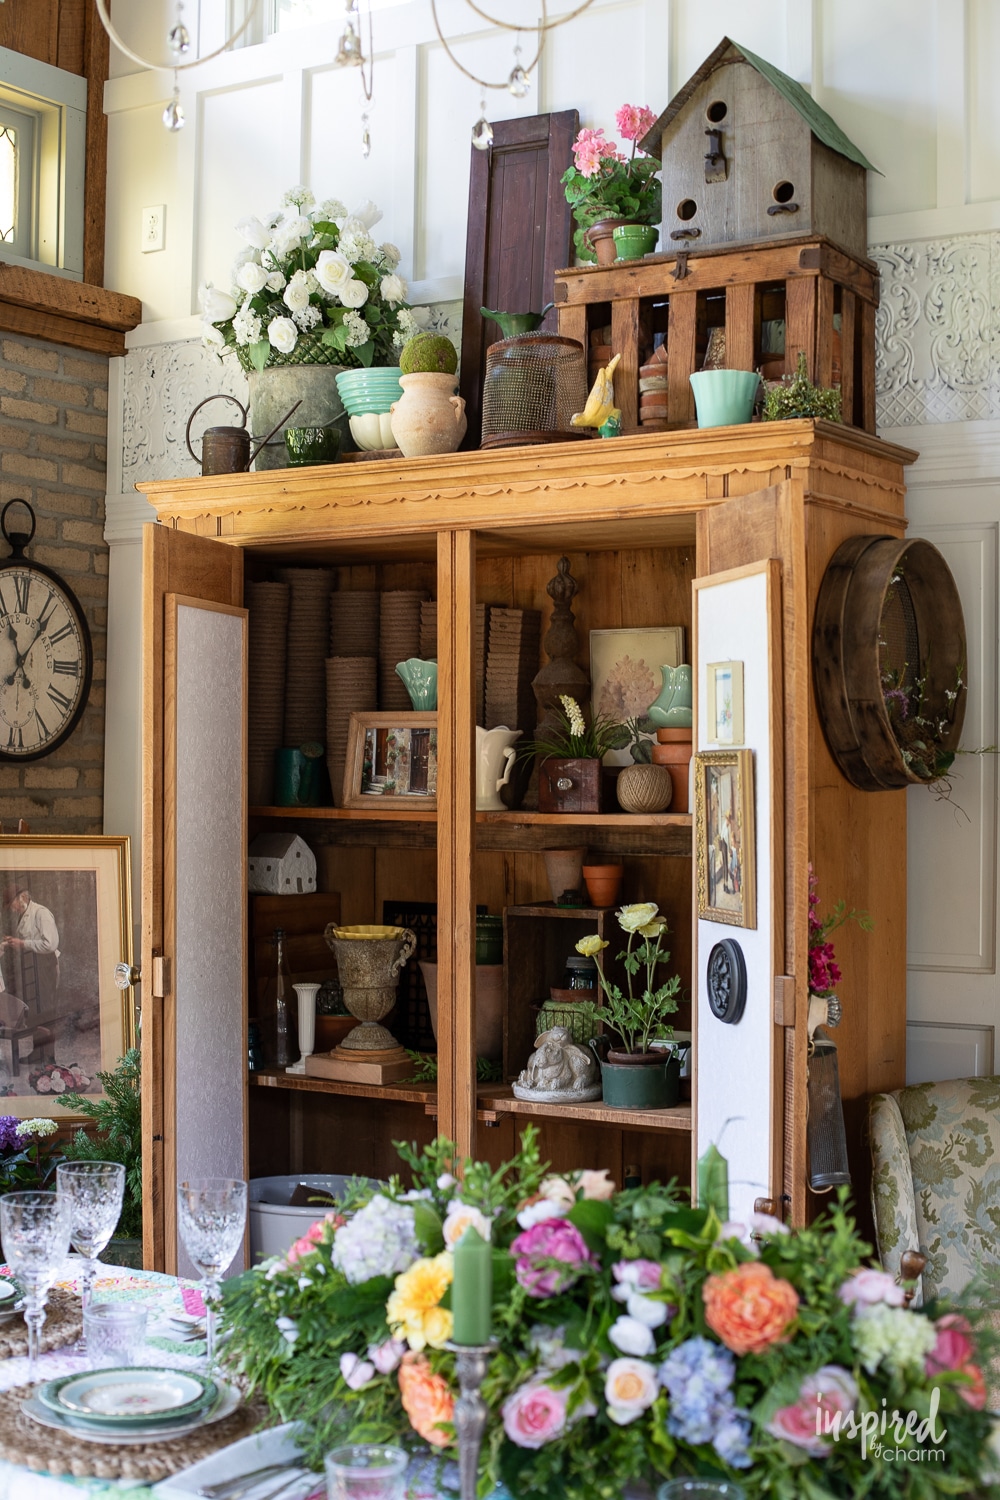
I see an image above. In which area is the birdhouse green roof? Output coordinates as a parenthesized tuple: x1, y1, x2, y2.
(639, 37, 878, 173)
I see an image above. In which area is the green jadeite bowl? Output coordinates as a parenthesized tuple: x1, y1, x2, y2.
(335, 367, 403, 415)
(689, 369, 761, 429)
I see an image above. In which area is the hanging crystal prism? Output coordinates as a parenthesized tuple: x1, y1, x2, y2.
(361, 111, 371, 158)
(508, 44, 529, 98)
(162, 75, 185, 132)
(168, 23, 191, 56)
(471, 99, 493, 152)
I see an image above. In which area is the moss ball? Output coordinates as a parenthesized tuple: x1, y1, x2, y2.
(399, 333, 458, 376)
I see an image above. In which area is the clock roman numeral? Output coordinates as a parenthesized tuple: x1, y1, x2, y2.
(6, 725, 22, 751)
(48, 622, 73, 646)
(52, 659, 78, 677)
(13, 574, 29, 613)
(33, 706, 49, 741)
(47, 684, 72, 713)
(37, 590, 58, 633)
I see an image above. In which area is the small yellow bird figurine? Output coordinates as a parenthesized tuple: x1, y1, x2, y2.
(571, 351, 621, 429)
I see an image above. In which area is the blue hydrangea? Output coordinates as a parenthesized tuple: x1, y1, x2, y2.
(659, 1337, 750, 1467)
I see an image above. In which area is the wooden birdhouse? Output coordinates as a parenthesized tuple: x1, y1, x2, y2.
(639, 38, 876, 260)
(248, 832, 317, 895)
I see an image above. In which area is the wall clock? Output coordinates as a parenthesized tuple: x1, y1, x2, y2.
(0, 500, 93, 761)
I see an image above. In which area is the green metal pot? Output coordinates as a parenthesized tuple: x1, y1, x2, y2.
(592, 1044, 681, 1109)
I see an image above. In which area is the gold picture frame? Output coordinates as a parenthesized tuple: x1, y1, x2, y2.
(0, 834, 133, 1118)
(694, 750, 756, 929)
(343, 713, 438, 810)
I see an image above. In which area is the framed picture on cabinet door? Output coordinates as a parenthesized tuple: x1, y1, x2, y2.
(706, 660, 745, 745)
(343, 713, 438, 809)
(694, 750, 756, 928)
(0, 835, 133, 1118)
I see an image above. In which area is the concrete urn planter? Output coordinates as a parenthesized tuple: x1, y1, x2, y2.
(390, 372, 467, 458)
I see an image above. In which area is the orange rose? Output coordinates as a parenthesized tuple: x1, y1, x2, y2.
(398, 1351, 455, 1448)
(703, 1261, 799, 1355)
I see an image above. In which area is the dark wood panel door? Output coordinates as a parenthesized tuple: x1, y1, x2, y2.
(460, 110, 578, 447)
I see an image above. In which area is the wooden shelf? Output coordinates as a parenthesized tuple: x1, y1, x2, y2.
(250, 1070, 435, 1107)
(475, 1085, 692, 1133)
(250, 805, 435, 822)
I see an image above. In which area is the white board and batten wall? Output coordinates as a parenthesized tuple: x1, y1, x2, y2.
(101, 0, 1000, 1089)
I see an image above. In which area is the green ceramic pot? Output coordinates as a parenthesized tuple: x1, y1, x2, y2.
(284, 425, 341, 465)
(612, 224, 659, 260)
(274, 744, 324, 806)
(594, 1046, 681, 1109)
(689, 369, 761, 429)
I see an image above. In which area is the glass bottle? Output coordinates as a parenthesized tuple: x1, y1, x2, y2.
(269, 929, 292, 1069)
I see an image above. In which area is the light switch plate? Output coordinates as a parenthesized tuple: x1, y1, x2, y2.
(141, 204, 166, 253)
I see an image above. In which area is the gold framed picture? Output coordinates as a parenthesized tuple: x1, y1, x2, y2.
(695, 750, 756, 929)
(0, 835, 133, 1117)
(343, 713, 438, 809)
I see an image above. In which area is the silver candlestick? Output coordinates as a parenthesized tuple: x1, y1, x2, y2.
(446, 1341, 497, 1500)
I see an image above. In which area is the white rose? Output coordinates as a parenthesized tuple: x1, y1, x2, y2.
(267, 316, 298, 354)
(236, 215, 269, 250)
(442, 1201, 493, 1247)
(315, 250, 352, 296)
(380, 273, 407, 307)
(349, 199, 383, 230)
(379, 241, 401, 270)
(539, 1175, 576, 1211)
(604, 1358, 658, 1425)
(266, 271, 287, 292)
(198, 284, 237, 322)
(236, 261, 269, 294)
(339, 279, 369, 309)
(607, 1316, 655, 1357)
(625, 1292, 669, 1328)
(202, 322, 226, 351)
(283, 278, 311, 312)
(281, 213, 312, 243)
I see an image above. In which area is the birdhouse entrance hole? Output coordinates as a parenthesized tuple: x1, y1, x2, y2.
(705, 99, 728, 123)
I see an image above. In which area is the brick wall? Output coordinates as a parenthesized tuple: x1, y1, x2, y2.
(0, 333, 108, 832)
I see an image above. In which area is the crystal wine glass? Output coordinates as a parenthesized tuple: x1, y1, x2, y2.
(176, 1177, 247, 1372)
(56, 1160, 125, 1350)
(0, 1189, 72, 1380)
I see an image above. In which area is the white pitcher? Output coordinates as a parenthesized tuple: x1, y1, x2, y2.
(476, 726, 522, 810)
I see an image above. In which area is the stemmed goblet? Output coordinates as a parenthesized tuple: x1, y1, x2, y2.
(56, 1161, 125, 1350)
(176, 1177, 247, 1372)
(0, 1190, 72, 1380)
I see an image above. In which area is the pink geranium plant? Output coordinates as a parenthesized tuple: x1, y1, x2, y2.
(561, 104, 661, 262)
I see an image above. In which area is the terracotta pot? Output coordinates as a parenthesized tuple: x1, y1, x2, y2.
(616, 761, 673, 814)
(390, 371, 467, 458)
(419, 961, 503, 1061)
(542, 847, 587, 904)
(583, 217, 630, 265)
(651, 728, 693, 813)
(582, 862, 623, 908)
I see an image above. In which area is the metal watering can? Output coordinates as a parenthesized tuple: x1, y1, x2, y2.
(185, 393, 302, 475)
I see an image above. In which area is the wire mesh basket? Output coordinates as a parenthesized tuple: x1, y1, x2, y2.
(481, 334, 593, 449)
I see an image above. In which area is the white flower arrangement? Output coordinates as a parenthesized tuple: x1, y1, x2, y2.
(199, 188, 411, 372)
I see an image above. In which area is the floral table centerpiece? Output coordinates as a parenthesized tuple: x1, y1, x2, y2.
(561, 106, 663, 264)
(221, 1131, 998, 1498)
(199, 186, 420, 466)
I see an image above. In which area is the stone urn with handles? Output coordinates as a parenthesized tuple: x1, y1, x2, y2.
(323, 924, 416, 1051)
(390, 372, 467, 458)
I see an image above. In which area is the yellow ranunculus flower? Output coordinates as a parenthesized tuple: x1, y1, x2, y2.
(576, 934, 609, 958)
(617, 902, 659, 933)
(638, 917, 667, 939)
(387, 1252, 454, 1352)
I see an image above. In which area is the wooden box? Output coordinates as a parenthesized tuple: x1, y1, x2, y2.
(537, 757, 602, 813)
(554, 234, 878, 435)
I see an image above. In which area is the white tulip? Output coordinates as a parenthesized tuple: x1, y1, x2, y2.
(236, 215, 269, 250)
(267, 316, 298, 354)
(380, 273, 407, 307)
(350, 199, 383, 230)
(198, 284, 238, 323)
(201, 322, 226, 352)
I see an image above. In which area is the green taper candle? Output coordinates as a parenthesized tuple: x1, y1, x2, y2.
(452, 1225, 492, 1345)
(697, 1142, 730, 1221)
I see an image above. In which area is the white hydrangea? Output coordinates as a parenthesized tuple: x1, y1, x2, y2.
(268, 316, 298, 354)
(378, 242, 401, 271)
(396, 308, 420, 341)
(343, 311, 371, 347)
(282, 185, 315, 211)
(233, 302, 262, 346)
(852, 1304, 938, 1377)
(16, 1117, 57, 1137)
(319, 198, 348, 224)
(293, 305, 322, 331)
(339, 228, 377, 265)
(331, 1195, 419, 1284)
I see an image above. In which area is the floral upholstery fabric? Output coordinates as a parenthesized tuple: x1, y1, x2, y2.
(869, 1077, 1000, 1304)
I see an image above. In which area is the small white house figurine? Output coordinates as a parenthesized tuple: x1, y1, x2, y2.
(248, 832, 317, 894)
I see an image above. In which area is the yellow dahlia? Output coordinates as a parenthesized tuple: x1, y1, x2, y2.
(386, 1252, 454, 1351)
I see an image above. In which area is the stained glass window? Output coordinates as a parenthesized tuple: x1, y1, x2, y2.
(0, 125, 16, 245)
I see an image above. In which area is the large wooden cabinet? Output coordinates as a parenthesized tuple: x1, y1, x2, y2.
(138, 420, 915, 1272)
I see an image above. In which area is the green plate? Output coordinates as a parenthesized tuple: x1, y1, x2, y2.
(39, 1367, 216, 1428)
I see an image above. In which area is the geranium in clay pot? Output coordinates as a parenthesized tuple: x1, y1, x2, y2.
(562, 104, 662, 264)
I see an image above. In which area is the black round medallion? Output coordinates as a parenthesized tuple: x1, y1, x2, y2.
(707, 938, 747, 1025)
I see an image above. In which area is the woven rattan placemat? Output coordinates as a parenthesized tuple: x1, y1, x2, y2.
(0, 1287, 81, 1359)
(0, 1384, 271, 1481)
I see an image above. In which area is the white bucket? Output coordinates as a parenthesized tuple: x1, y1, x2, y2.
(249, 1174, 375, 1264)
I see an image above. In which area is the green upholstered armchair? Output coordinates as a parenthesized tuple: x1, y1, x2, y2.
(869, 1076, 1000, 1308)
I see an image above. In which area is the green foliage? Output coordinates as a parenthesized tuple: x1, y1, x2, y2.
(761, 352, 842, 423)
(61, 1048, 142, 1240)
(562, 157, 661, 265)
(521, 696, 625, 763)
(604, 714, 658, 764)
(405, 1051, 502, 1084)
(399, 333, 458, 375)
(585, 907, 681, 1054)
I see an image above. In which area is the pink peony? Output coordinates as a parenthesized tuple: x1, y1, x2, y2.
(839, 1268, 906, 1309)
(510, 1218, 597, 1298)
(767, 1365, 859, 1455)
(926, 1312, 976, 1372)
(615, 104, 658, 142)
(502, 1380, 568, 1448)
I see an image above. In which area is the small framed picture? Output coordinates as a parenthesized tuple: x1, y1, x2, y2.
(0, 835, 134, 1117)
(343, 713, 438, 809)
(590, 626, 685, 765)
(695, 750, 756, 929)
(706, 660, 744, 745)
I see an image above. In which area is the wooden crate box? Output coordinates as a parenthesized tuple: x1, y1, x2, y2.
(554, 234, 878, 435)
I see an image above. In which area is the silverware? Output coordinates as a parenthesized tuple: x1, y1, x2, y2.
(197, 1463, 305, 1499)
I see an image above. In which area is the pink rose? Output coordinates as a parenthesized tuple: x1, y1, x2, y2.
(767, 1366, 858, 1455)
(615, 104, 658, 143)
(369, 1336, 406, 1374)
(838, 1268, 906, 1308)
(575, 1169, 615, 1201)
(926, 1313, 976, 1374)
(502, 1381, 568, 1448)
(510, 1219, 597, 1298)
